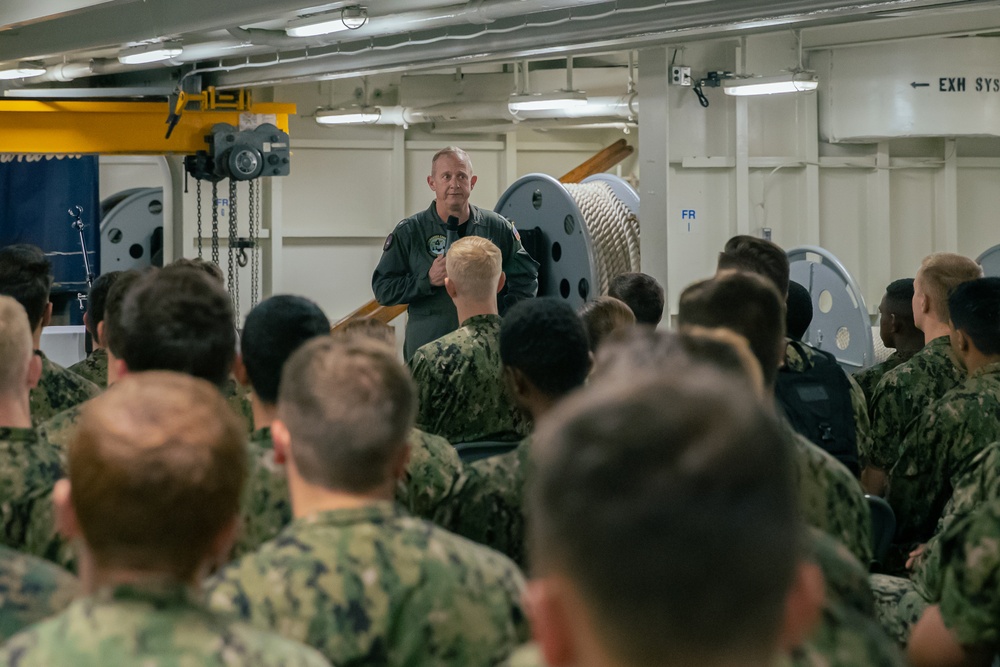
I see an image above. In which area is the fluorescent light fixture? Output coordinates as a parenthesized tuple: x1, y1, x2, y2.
(287, 6, 368, 38)
(508, 90, 588, 112)
(315, 107, 381, 125)
(0, 62, 46, 80)
(723, 72, 818, 96)
(118, 42, 183, 65)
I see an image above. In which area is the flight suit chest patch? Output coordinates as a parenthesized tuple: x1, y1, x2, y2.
(427, 234, 446, 257)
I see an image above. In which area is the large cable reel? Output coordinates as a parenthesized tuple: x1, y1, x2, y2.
(494, 173, 640, 310)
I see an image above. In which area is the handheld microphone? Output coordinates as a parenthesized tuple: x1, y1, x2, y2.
(444, 216, 460, 253)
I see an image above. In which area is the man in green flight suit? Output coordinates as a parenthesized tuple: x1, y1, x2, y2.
(372, 146, 538, 359)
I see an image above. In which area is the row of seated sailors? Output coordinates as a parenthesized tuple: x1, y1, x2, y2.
(0, 236, 996, 666)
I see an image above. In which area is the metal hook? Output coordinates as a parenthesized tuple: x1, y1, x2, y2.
(237, 246, 249, 267)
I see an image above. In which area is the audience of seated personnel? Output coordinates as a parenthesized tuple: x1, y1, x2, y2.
(206, 336, 529, 665)
(409, 236, 529, 443)
(885, 278, 1000, 563)
(854, 278, 923, 405)
(865, 253, 982, 496)
(678, 271, 873, 566)
(577, 295, 635, 353)
(67, 271, 121, 388)
(607, 271, 665, 326)
(0, 245, 100, 425)
(0, 371, 330, 665)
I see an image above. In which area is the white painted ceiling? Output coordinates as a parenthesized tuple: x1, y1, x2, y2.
(2, 0, 1000, 97)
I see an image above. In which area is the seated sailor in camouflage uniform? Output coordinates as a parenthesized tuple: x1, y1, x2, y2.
(26, 266, 242, 567)
(0, 296, 63, 552)
(67, 271, 121, 389)
(679, 272, 873, 566)
(408, 236, 530, 443)
(0, 371, 331, 667)
(442, 296, 591, 565)
(0, 245, 100, 426)
(865, 253, 982, 496)
(207, 335, 529, 666)
(235, 299, 466, 554)
(522, 367, 838, 667)
(853, 279, 924, 406)
(907, 497, 1000, 666)
(887, 278, 1000, 562)
(0, 295, 79, 632)
(716, 235, 873, 464)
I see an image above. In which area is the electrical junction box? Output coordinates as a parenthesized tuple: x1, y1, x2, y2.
(671, 66, 692, 86)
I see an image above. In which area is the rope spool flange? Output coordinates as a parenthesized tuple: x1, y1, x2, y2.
(494, 173, 640, 310)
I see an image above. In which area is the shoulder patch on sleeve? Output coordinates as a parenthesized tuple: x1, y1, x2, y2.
(383, 233, 394, 252)
(511, 222, 520, 241)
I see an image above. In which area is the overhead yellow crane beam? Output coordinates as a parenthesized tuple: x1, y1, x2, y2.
(0, 92, 295, 155)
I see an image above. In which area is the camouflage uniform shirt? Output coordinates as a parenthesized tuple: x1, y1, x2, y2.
(29, 353, 100, 426)
(786, 422, 873, 565)
(409, 314, 529, 443)
(0, 544, 78, 641)
(867, 336, 964, 470)
(67, 348, 108, 389)
(0, 582, 331, 666)
(933, 497, 1000, 647)
(206, 502, 529, 666)
(0, 427, 62, 551)
(853, 351, 909, 408)
(237, 428, 466, 556)
(887, 361, 1000, 547)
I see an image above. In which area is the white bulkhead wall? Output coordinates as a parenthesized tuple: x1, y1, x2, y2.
(113, 27, 1000, 325)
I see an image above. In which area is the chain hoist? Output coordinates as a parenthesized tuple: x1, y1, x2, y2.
(196, 180, 203, 259)
(249, 179, 260, 307)
(227, 178, 240, 323)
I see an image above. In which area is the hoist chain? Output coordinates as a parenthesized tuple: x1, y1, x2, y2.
(196, 180, 203, 259)
(228, 178, 240, 324)
(249, 179, 260, 308)
(210, 181, 220, 265)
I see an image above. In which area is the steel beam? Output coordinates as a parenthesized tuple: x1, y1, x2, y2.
(0, 100, 294, 154)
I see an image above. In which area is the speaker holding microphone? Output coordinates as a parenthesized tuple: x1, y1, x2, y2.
(444, 216, 460, 254)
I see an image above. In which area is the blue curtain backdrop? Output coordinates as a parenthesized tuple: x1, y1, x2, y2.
(0, 155, 101, 297)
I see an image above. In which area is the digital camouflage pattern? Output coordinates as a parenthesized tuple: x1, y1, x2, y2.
(786, 423, 873, 566)
(0, 544, 78, 641)
(395, 428, 464, 523)
(0, 583, 331, 667)
(67, 348, 108, 389)
(409, 314, 530, 443)
(867, 336, 964, 471)
(237, 427, 466, 557)
(869, 574, 929, 645)
(235, 426, 290, 558)
(784, 340, 872, 461)
(0, 427, 62, 551)
(28, 353, 100, 427)
(886, 362, 1000, 549)
(853, 351, 909, 408)
(36, 404, 81, 460)
(807, 528, 874, 616)
(795, 595, 906, 666)
(206, 502, 529, 666)
(935, 498, 1000, 646)
(437, 438, 529, 567)
(222, 377, 255, 433)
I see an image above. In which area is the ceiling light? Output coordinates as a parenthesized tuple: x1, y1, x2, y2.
(315, 107, 381, 125)
(508, 90, 588, 112)
(118, 42, 183, 65)
(0, 62, 46, 80)
(723, 72, 818, 96)
(287, 6, 368, 38)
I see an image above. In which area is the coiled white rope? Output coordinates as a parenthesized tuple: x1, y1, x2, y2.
(563, 181, 641, 295)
